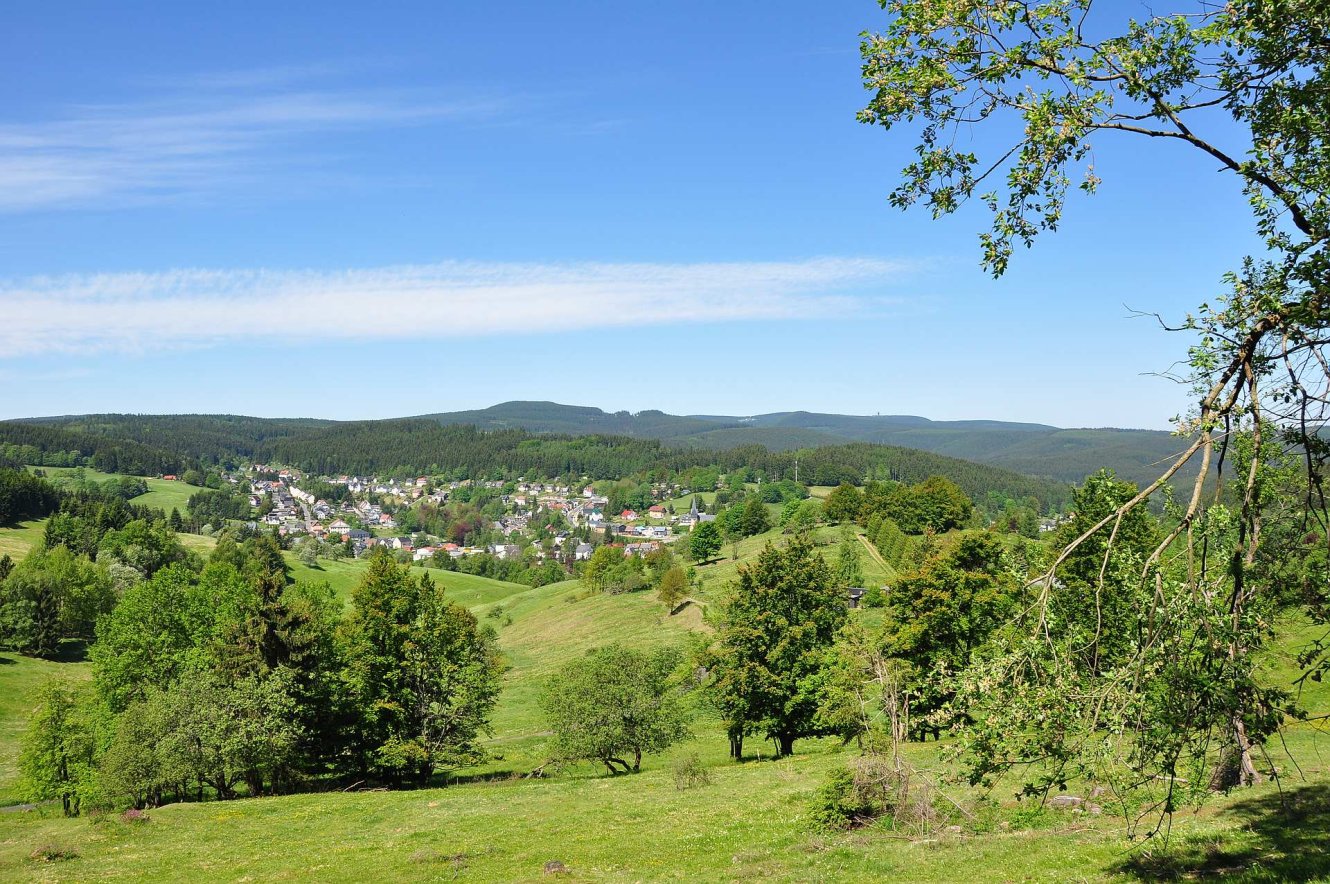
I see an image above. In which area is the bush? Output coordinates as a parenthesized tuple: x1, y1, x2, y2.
(29, 843, 79, 863)
(808, 757, 938, 833)
(809, 765, 877, 831)
(671, 753, 711, 790)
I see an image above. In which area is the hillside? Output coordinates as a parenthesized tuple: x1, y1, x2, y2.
(6, 414, 1073, 511)
(420, 402, 1191, 487)
(15, 401, 1193, 490)
(2, 524, 1327, 881)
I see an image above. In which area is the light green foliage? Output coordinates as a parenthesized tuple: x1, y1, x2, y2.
(541, 644, 690, 774)
(857, 0, 1330, 809)
(656, 566, 688, 612)
(0, 546, 113, 656)
(872, 517, 908, 569)
(782, 498, 823, 533)
(18, 681, 102, 816)
(834, 541, 864, 589)
(688, 521, 722, 564)
(119, 669, 303, 803)
(90, 563, 244, 711)
(580, 543, 646, 594)
(97, 518, 190, 580)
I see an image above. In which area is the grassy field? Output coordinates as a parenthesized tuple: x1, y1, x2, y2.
(688, 524, 893, 598)
(0, 521, 47, 562)
(127, 478, 197, 515)
(3, 489, 1330, 879)
(25, 466, 197, 514)
(0, 707, 1326, 881)
(475, 578, 703, 770)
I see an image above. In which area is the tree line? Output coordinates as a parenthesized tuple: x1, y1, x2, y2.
(16, 539, 501, 815)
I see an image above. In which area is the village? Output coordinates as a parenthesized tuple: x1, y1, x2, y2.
(241, 466, 717, 568)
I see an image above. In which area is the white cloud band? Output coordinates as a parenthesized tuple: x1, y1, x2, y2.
(0, 257, 906, 357)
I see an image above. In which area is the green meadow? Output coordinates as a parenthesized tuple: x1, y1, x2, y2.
(2, 483, 1328, 880)
(1, 562, 1326, 880)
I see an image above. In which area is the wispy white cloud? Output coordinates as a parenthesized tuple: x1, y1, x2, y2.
(0, 257, 908, 357)
(0, 80, 503, 211)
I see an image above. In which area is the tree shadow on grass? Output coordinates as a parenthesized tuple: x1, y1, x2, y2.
(1119, 783, 1330, 881)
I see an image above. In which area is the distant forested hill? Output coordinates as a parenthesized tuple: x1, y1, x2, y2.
(17, 414, 337, 465)
(10, 399, 1193, 501)
(6, 413, 1072, 511)
(414, 401, 733, 439)
(0, 420, 188, 475)
(257, 420, 1069, 510)
(416, 402, 1191, 487)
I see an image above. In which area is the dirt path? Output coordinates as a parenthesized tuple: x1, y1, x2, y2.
(856, 532, 891, 577)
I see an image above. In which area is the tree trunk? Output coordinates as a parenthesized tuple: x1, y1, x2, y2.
(1210, 716, 1264, 791)
(776, 733, 795, 757)
(729, 731, 744, 761)
(633, 748, 642, 772)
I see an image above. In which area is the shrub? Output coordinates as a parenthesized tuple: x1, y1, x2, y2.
(671, 753, 712, 790)
(808, 757, 939, 833)
(120, 808, 149, 824)
(809, 765, 877, 831)
(29, 843, 79, 863)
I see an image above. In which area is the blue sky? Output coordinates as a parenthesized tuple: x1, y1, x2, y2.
(0, 1, 1257, 428)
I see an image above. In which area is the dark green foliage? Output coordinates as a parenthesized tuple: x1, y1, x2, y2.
(0, 546, 114, 654)
(700, 537, 847, 758)
(12, 412, 1073, 511)
(0, 421, 187, 476)
(340, 553, 503, 783)
(737, 496, 772, 536)
(186, 488, 251, 525)
(809, 765, 877, 831)
(11, 413, 333, 467)
(884, 532, 1020, 728)
(0, 468, 60, 525)
(1048, 471, 1160, 674)
(823, 483, 865, 524)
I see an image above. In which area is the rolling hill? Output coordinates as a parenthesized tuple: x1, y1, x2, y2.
(10, 400, 1195, 491)
(417, 401, 1192, 486)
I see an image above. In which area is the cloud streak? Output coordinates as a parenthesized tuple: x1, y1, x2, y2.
(0, 84, 502, 211)
(0, 258, 907, 357)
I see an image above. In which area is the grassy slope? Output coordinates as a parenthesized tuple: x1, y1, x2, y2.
(24, 467, 196, 514)
(1, 516, 1329, 879)
(126, 478, 197, 515)
(0, 521, 47, 562)
(478, 579, 702, 771)
(690, 524, 892, 597)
